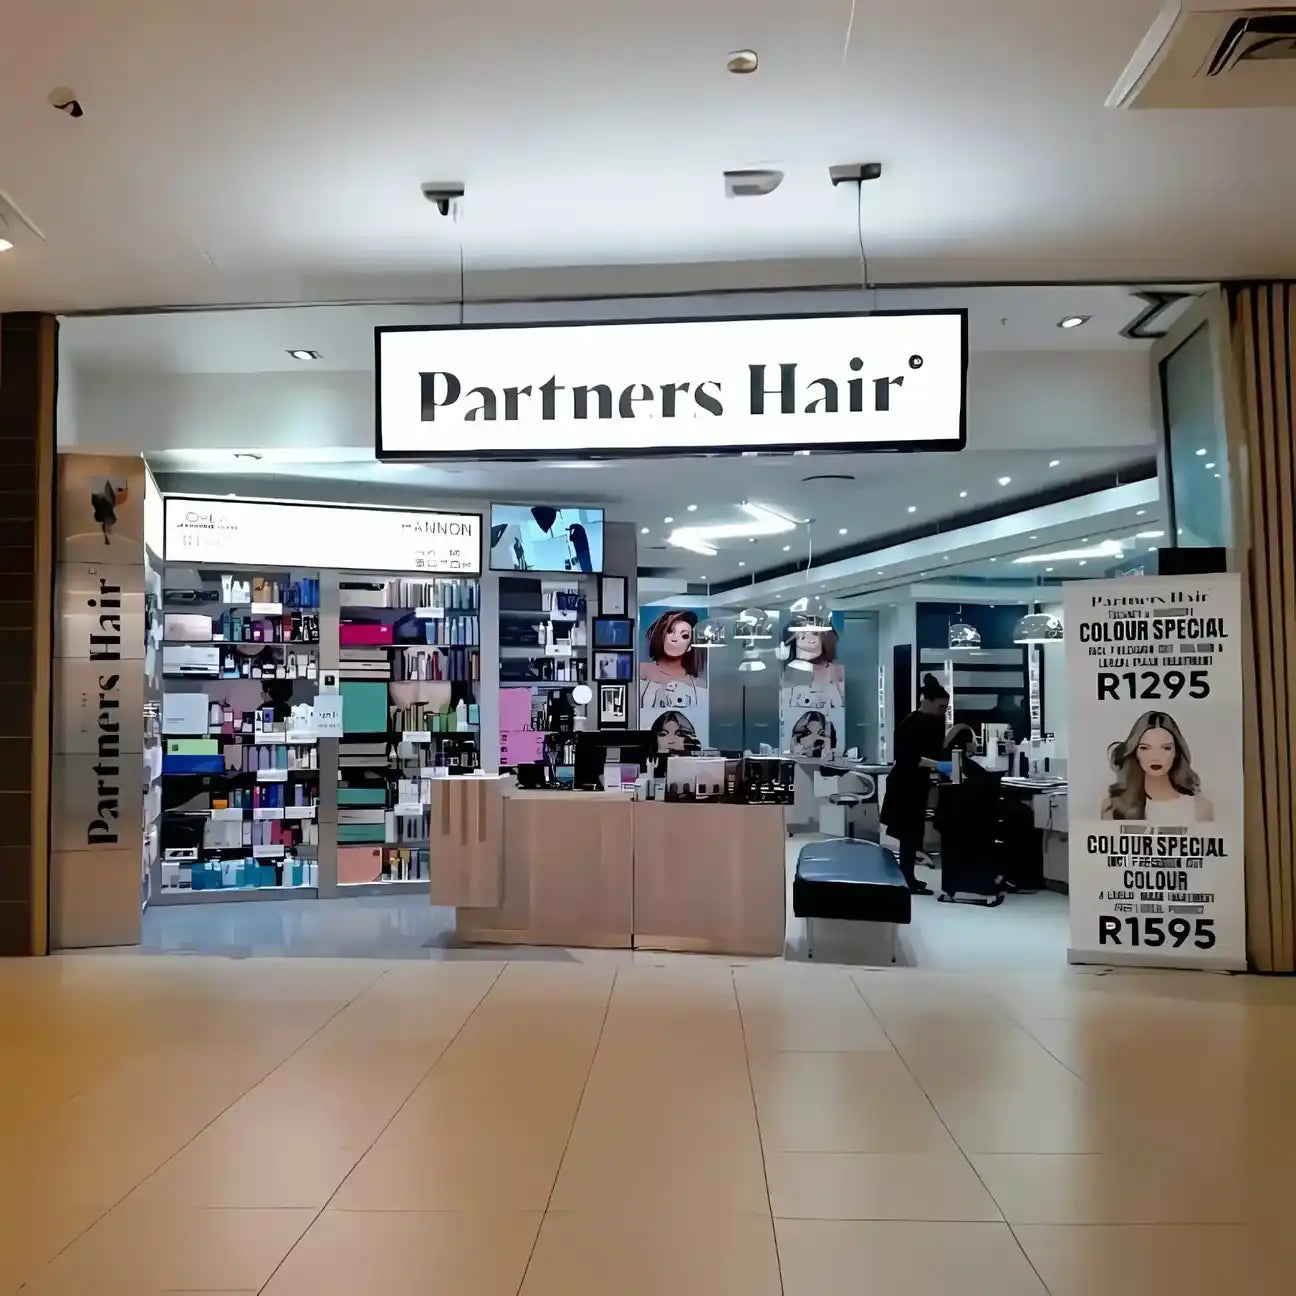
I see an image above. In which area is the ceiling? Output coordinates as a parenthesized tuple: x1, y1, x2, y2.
(3, 0, 1295, 313)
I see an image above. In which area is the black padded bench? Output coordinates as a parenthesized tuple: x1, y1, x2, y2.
(793, 840, 911, 961)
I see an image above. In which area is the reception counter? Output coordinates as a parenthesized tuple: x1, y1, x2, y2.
(435, 785, 787, 957)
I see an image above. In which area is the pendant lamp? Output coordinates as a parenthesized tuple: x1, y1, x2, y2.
(948, 620, 981, 651)
(1013, 611, 1063, 644)
(735, 607, 774, 641)
(693, 618, 728, 648)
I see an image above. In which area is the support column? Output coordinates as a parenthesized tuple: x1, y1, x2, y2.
(1225, 282, 1296, 972)
(0, 313, 56, 956)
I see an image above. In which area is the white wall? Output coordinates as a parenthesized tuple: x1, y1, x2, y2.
(876, 600, 917, 762)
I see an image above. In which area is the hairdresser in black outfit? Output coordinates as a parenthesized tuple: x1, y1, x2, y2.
(880, 673, 950, 894)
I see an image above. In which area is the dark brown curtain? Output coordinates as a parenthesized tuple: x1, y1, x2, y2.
(1228, 282, 1296, 973)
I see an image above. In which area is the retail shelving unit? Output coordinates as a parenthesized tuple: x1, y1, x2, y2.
(497, 575, 594, 768)
(335, 574, 481, 893)
(154, 566, 322, 903)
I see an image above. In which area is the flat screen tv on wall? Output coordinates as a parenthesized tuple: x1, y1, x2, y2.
(488, 505, 604, 574)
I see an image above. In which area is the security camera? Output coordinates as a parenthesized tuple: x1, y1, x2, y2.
(420, 182, 465, 216)
(48, 86, 84, 118)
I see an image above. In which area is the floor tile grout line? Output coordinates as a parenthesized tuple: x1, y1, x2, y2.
(253, 961, 509, 1295)
(38, 963, 396, 1272)
(512, 966, 619, 1296)
(848, 976, 1056, 1296)
(732, 968, 786, 1296)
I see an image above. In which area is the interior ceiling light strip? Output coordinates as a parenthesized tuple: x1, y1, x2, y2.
(1013, 541, 1125, 564)
(666, 502, 798, 557)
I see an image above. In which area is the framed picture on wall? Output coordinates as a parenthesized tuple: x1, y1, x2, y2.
(598, 681, 630, 729)
(593, 616, 634, 649)
(599, 575, 628, 617)
(594, 650, 634, 682)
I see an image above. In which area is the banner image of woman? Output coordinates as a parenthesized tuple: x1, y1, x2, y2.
(779, 616, 846, 755)
(638, 606, 709, 750)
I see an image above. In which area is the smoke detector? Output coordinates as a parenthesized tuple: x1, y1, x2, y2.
(724, 168, 783, 198)
(1110, 3, 1296, 108)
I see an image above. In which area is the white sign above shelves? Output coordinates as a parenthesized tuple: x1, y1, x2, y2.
(165, 498, 482, 575)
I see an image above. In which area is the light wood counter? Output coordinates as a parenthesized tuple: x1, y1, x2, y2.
(426, 776, 507, 909)
(454, 790, 634, 948)
(631, 802, 787, 957)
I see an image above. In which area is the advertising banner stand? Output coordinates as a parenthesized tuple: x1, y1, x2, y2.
(1064, 574, 1246, 971)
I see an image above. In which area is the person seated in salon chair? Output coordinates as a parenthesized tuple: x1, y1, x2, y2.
(932, 724, 1005, 905)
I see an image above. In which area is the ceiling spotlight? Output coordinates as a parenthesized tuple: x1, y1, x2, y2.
(1204, 462, 1215, 469)
(726, 49, 759, 74)
(958, 490, 968, 499)
(1049, 459, 1061, 468)
(0, 238, 12, 253)
(1214, 472, 1221, 478)
(724, 168, 784, 198)
(287, 349, 321, 361)
(1058, 315, 1091, 329)
(998, 476, 1012, 486)
(663, 516, 674, 524)
(782, 544, 791, 551)
(838, 527, 848, 535)
(640, 527, 649, 535)
(1196, 448, 1207, 456)
(687, 504, 698, 512)
(907, 505, 917, 513)
(1079, 560, 1088, 566)
(1136, 510, 1146, 517)
(738, 561, 746, 567)
(1045, 567, 1054, 572)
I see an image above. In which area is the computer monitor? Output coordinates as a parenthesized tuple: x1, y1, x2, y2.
(573, 730, 654, 790)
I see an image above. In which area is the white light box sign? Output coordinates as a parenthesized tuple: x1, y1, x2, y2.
(165, 498, 482, 574)
(376, 310, 967, 460)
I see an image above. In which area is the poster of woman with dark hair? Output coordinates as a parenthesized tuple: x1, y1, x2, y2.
(637, 605, 709, 749)
(779, 618, 846, 755)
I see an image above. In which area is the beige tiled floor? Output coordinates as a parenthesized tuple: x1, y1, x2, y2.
(3, 953, 1295, 1293)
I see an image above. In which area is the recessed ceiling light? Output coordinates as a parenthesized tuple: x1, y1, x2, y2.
(1058, 315, 1091, 329)
(1214, 472, 1221, 478)
(907, 505, 917, 513)
(794, 449, 811, 456)
(958, 491, 968, 499)
(1136, 530, 1165, 539)
(782, 545, 791, 551)
(748, 536, 758, 543)
(990, 557, 997, 562)
(1205, 462, 1215, 469)
(663, 516, 674, 524)
(1079, 560, 1088, 566)
(998, 476, 1012, 487)
(738, 561, 746, 567)
(640, 527, 650, 535)
(1148, 546, 1158, 552)
(726, 49, 759, 74)
(0, 238, 13, 253)
(1030, 534, 1037, 540)
(1196, 448, 1207, 456)
(1136, 510, 1146, 517)
(687, 504, 698, 512)
(1045, 567, 1054, 573)
(287, 349, 321, 361)
(838, 527, 848, 535)
(1048, 459, 1061, 468)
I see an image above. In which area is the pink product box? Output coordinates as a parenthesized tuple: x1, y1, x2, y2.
(339, 624, 394, 647)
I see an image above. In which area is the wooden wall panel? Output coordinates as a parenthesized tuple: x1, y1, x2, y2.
(0, 313, 55, 956)
(1227, 283, 1296, 973)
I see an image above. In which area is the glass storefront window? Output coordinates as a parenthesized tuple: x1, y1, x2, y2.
(1161, 323, 1230, 550)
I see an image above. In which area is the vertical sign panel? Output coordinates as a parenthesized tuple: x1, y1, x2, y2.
(1064, 575, 1244, 970)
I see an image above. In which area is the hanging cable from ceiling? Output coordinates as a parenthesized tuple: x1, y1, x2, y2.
(842, 0, 857, 63)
